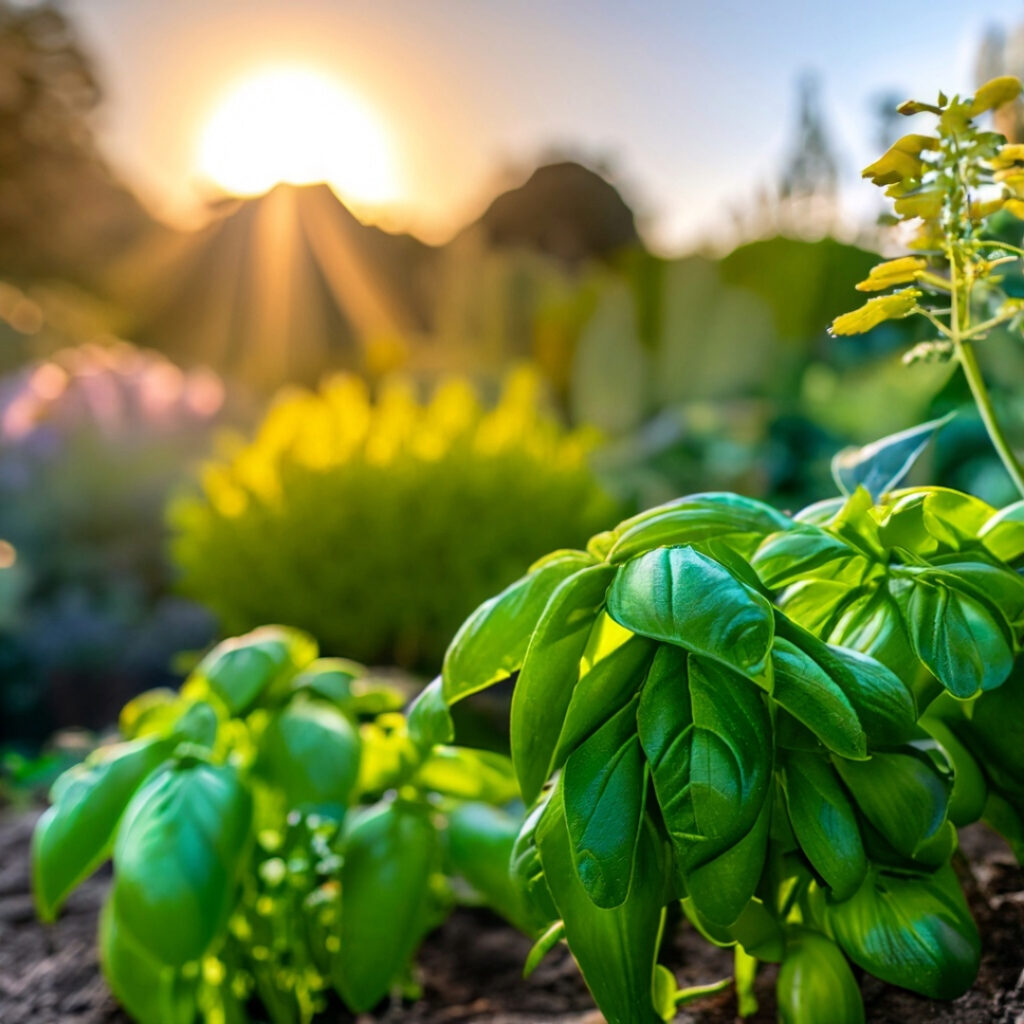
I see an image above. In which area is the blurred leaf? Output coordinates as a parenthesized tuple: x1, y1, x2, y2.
(831, 413, 955, 501)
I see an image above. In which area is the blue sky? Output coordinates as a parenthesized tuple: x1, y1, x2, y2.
(71, 0, 1024, 251)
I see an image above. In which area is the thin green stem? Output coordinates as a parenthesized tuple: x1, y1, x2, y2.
(963, 309, 1017, 339)
(957, 340, 1024, 497)
(949, 243, 1024, 498)
(976, 239, 1024, 259)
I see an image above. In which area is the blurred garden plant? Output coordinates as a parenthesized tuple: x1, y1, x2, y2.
(32, 626, 527, 1023)
(171, 368, 617, 669)
(438, 78, 1024, 1024)
(0, 342, 223, 740)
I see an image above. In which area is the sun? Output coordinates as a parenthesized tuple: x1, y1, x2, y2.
(196, 66, 400, 207)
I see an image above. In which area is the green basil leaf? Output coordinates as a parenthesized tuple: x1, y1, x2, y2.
(608, 493, 792, 564)
(118, 689, 181, 740)
(880, 488, 995, 556)
(685, 656, 772, 846)
(415, 746, 518, 804)
(536, 783, 666, 1024)
(445, 802, 531, 933)
(510, 798, 559, 930)
(753, 527, 873, 589)
(826, 586, 918, 682)
(198, 625, 317, 714)
(442, 551, 595, 703)
(99, 902, 196, 1024)
(256, 697, 361, 815)
(891, 575, 1014, 696)
(291, 657, 365, 706)
(776, 618, 916, 747)
(406, 677, 454, 752)
(833, 750, 950, 865)
(33, 736, 171, 921)
(923, 558, 1024, 634)
(564, 698, 646, 909)
(112, 761, 252, 965)
(684, 796, 771, 927)
(951, 666, 1024, 815)
(781, 752, 866, 899)
(608, 546, 774, 678)
(827, 865, 980, 1000)
(776, 579, 859, 637)
(511, 563, 617, 801)
(776, 927, 864, 1024)
(332, 800, 440, 1012)
(771, 638, 866, 760)
(553, 625, 656, 768)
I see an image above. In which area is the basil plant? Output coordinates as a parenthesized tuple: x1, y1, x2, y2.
(442, 487, 1024, 1024)
(33, 626, 526, 1024)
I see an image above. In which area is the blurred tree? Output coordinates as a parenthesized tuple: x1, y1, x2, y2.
(0, 1, 150, 283)
(776, 72, 840, 236)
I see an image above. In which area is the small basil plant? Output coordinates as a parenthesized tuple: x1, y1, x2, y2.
(441, 483, 1024, 1024)
(32, 626, 527, 1024)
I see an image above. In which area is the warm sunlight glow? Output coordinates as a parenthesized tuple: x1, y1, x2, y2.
(196, 66, 399, 206)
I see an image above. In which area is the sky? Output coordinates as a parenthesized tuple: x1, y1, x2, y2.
(69, 0, 1024, 252)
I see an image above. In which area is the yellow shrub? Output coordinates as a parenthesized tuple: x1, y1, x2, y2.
(170, 369, 618, 668)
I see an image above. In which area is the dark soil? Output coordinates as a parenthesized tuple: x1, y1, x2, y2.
(1, 811, 1022, 1024)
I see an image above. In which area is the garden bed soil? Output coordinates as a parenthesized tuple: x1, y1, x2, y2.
(1, 810, 1022, 1024)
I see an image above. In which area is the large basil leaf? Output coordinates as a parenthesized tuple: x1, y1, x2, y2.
(563, 698, 647, 909)
(33, 736, 171, 921)
(777, 927, 864, 1024)
(256, 697, 361, 815)
(332, 800, 440, 1012)
(827, 865, 980, 1000)
(683, 796, 771, 927)
(607, 492, 792, 564)
(511, 563, 617, 802)
(442, 551, 594, 703)
(112, 761, 252, 966)
(770, 639, 865, 760)
(780, 752, 865, 899)
(99, 902, 196, 1024)
(536, 784, 666, 1024)
(891, 575, 1013, 696)
(445, 802, 531, 933)
(608, 546, 773, 679)
(198, 625, 317, 714)
(638, 649, 771, 888)
(553, 629, 655, 768)
(776, 618, 916, 747)
(833, 751, 949, 865)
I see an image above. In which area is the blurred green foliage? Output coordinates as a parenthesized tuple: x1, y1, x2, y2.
(171, 369, 618, 670)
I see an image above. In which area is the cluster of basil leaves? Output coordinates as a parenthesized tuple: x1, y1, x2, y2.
(441, 487, 1024, 1024)
(32, 625, 525, 1024)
